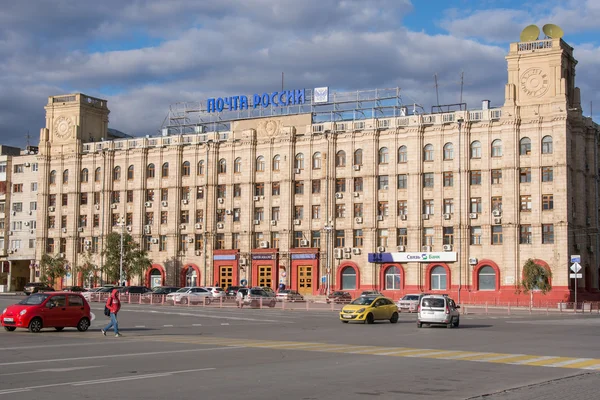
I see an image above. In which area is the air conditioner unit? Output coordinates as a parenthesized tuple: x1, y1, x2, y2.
(180, 224, 186, 230)
(150, 238, 159, 244)
(492, 210, 502, 217)
(8, 249, 14, 254)
(493, 217, 502, 224)
(353, 192, 360, 197)
(422, 245, 431, 252)
(225, 209, 232, 215)
(84, 240, 91, 245)
(239, 257, 247, 266)
(30, 229, 35, 234)
(253, 196, 260, 201)
(377, 246, 386, 252)
(334, 248, 343, 259)
(335, 193, 343, 199)
(469, 213, 478, 219)
(195, 250, 202, 256)
(217, 222, 224, 229)
(11, 211, 16, 216)
(162, 201, 168, 207)
(24, 162, 30, 167)
(60, 253, 66, 258)
(294, 219, 301, 225)
(469, 258, 478, 265)
(443, 213, 451, 220)
(443, 244, 453, 251)
(352, 248, 361, 255)
(377, 215, 384, 221)
(187, 237, 194, 243)
(145, 202, 152, 207)
(78, 227, 83, 232)
(294, 168, 301, 174)
(260, 241, 269, 248)
(9, 231, 13, 235)
(355, 217, 363, 224)
(95, 204, 100, 210)
(182, 199, 189, 205)
(422, 214, 429, 220)
(48, 207, 55, 212)
(397, 245, 405, 252)
(344, 253, 351, 259)
(353, 165, 360, 171)
(343, 247, 352, 253)
(126, 226, 132, 231)
(400, 214, 407, 220)
(218, 198, 224, 204)
(195, 223, 202, 229)
(253, 220, 260, 225)
(144, 225, 151, 234)
(300, 240, 309, 246)
(84, 245, 91, 251)
(270, 220, 277, 226)
(111, 204, 117, 209)
(62, 228, 67, 233)
(24, 221, 30, 226)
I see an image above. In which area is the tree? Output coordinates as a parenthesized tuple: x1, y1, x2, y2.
(102, 232, 152, 284)
(77, 251, 98, 287)
(40, 253, 67, 287)
(519, 259, 552, 307)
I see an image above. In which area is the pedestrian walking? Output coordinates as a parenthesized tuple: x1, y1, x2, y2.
(101, 289, 122, 337)
(237, 288, 245, 308)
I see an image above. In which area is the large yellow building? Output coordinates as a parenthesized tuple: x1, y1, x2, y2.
(35, 36, 599, 303)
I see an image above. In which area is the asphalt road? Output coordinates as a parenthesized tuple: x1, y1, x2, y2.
(1, 296, 599, 400)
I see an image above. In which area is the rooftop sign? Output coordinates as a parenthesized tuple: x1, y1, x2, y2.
(368, 252, 457, 263)
(207, 89, 306, 113)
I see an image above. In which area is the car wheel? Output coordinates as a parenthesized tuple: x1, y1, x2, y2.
(453, 317, 460, 328)
(54, 327, 64, 332)
(28, 318, 43, 333)
(77, 318, 90, 332)
(180, 297, 188, 305)
(417, 322, 422, 328)
(446, 319, 453, 329)
(4, 326, 16, 332)
(366, 313, 374, 324)
(390, 312, 399, 324)
(341, 320, 349, 323)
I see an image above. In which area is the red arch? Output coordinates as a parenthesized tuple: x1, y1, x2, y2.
(520, 259, 553, 287)
(145, 264, 166, 287)
(472, 260, 501, 291)
(424, 263, 452, 291)
(180, 263, 201, 287)
(378, 263, 405, 291)
(336, 261, 361, 291)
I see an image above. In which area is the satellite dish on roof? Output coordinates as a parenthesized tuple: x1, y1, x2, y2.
(520, 25, 540, 42)
(543, 24, 564, 39)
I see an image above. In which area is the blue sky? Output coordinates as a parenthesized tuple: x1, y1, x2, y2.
(0, 0, 599, 146)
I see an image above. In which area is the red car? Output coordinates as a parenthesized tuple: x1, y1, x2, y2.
(1, 292, 91, 333)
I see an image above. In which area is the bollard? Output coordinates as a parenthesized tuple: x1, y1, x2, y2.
(219, 296, 222, 308)
(128, 293, 131, 304)
(485, 301, 488, 315)
(507, 302, 511, 316)
(331, 301, 334, 312)
(282, 299, 286, 310)
(306, 299, 310, 311)
(260, 298, 263, 309)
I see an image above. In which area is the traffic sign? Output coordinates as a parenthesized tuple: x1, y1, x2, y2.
(569, 273, 583, 279)
(570, 262, 582, 273)
(570, 255, 581, 263)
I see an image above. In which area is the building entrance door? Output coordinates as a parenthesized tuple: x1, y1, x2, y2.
(297, 266, 313, 296)
(258, 266, 272, 289)
(220, 266, 233, 289)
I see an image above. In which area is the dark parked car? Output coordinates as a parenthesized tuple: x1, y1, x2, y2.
(62, 286, 87, 292)
(225, 286, 244, 296)
(141, 286, 180, 303)
(117, 286, 152, 295)
(23, 282, 55, 296)
(326, 291, 352, 304)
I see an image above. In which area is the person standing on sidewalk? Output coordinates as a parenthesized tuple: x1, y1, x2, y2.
(102, 289, 122, 337)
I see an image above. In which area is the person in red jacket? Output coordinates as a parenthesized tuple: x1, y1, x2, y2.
(101, 289, 122, 337)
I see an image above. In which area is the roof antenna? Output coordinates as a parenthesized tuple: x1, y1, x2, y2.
(459, 71, 464, 104)
(281, 72, 284, 92)
(434, 74, 440, 107)
(26, 131, 30, 147)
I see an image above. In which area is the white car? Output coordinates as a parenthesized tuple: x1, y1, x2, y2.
(203, 287, 226, 298)
(166, 287, 213, 305)
(417, 295, 460, 328)
(396, 294, 421, 313)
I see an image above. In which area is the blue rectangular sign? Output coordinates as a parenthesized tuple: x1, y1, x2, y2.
(207, 89, 306, 113)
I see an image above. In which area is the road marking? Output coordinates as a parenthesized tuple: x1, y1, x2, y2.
(163, 325, 174, 327)
(98, 307, 293, 323)
(134, 325, 146, 328)
(0, 366, 103, 377)
(546, 358, 593, 367)
(511, 356, 559, 365)
(221, 323, 230, 326)
(192, 324, 202, 326)
(0, 342, 122, 352)
(0, 368, 215, 395)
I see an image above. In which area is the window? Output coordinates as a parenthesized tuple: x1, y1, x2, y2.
(182, 162, 190, 176)
(423, 227, 434, 246)
(542, 167, 553, 182)
(312, 152, 321, 169)
(94, 167, 101, 182)
(181, 186, 191, 201)
(397, 228, 407, 246)
(93, 214, 99, 227)
(30, 201, 37, 211)
(354, 149, 363, 166)
(63, 169, 69, 184)
(234, 184, 241, 197)
(443, 227, 454, 245)
(352, 229, 363, 248)
(520, 168, 531, 183)
(162, 162, 170, 177)
(233, 208, 240, 222)
(235, 157, 243, 173)
(443, 143, 454, 160)
(254, 207, 264, 221)
(196, 210, 204, 223)
(49, 170, 57, 185)
(354, 203, 363, 218)
(293, 231, 303, 248)
(216, 209, 225, 223)
(478, 266, 496, 290)
(542, 194, 554, 210)
(520, 195, 532, 212)
(398, 146, 407, 163)
(378, 176, 389, 190)
(470, 171, 481, 185)
(161, 211, 168, 225)
(542, 224, 554, 244)
(443, 171, 453, 187)
(385, 266, 401, 290)
(470, 198, 482, 213)
(272, 155, 281, 171)
(146, 189, 155, 202)
(423, 199, 434, 215)
(61, 216, 67, 229)
(312, 231, 321, 248)
(423, 144, 434, 161)
(470, 141, 481, 159)
(377, 202, 388, 217)
(272, 182, 280, 196)
(294, 153, 304, 170)
(397, 175, 407, 189)
(336, 150, 346, 167)
(423, 173, 434, 188)
(46, 238, 55, 253)
(312, 179, 321, 194)
(492, 226, 503, 244)
(47, 216, 55, 229)
(491, 139, 503, 157)
(159, 235, 167, 251)
(79, 215, 87, 228)
(520, 225, 532, 244)
(295, 181, 304, 195)
(80, 193, 88, 205)
(431, 266, 447, 290)
(113, 166, 121, 181)
(127, 165, 135, 180)
(336, 178, 346, 192)
(31, 182, 38, 191)
(13, 164, 23, 173)
(443, 198, 454, 214)
(491, 196, 502, 212)
(146, 164, 155, 179)
(62, 194, 68, 206)
(335, 230, 345, 248)
(397, 200, 407, 215)
(197, 161, 204, 175)
(491, 169, 502, 184)
(470, 226, 482, 245)
(80, 168, 89, 183)
(13, 184, 23, 193)
(217, 185, 226, 198)
(341, 267, 356, 290)
(379, 147, 389, 164)
(336, 204, 346, 218)
(48, 195, 56, 207)
(294, 206, 304, 220)
(93, 192, 100, 205)
(254, 183, 265, 196)
(145, 212, 154, 225)
(218, 159, 226, 174)
(520, 137, 531, 155)
(216, 233, 225, 250)
(232, 233, 240, 249)
(311, 205, 320, 219)
(541, 136, 553, 154)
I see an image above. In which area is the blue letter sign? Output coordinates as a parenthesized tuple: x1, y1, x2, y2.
(207, 89, 305, 113)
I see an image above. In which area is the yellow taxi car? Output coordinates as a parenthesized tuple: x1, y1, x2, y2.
(339, 295, 399, 324)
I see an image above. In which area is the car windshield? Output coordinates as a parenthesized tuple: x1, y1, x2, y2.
(350, 297, 376, 306)
(176, 287, 190, 293)
(422, 298, 445, 308)
(403, 295, 419, 301)
(18, 294, 50, 305)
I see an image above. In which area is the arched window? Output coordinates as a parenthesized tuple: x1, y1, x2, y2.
(112, 166, 120, 181)
(218, 159, 226, 174)
(520, 137, 531, 155)
(94, 167, 101, 182)
(272, 155, 281, 171)
(423, 144, 434, 161)
(235, 157, 243, 173)
(541, 136, 553, 154)
(341, 266, 357, 290)
(478, 266, 496, 290)
(255, 156, 264, 172)
(161, 162, 169, 178)
(398, 146, 408, 163)
(336, 150, 346, 167)
(354, 149, 363, 166)
(312, 152, 322, 170)
(146, 164, 155, 179)
(62, 169, 69, 184)
(470, 141, 482, 159)
(80, 168, 88, 183)
(127, 165, 134, 180)
(295, 153, 304, 170)
(49, 170, 57, 185)
(431, 266, 447, 290)
(443, 143, 454, 160)
(385, 266, 401, 290)
(181, 161, 190, 176)
(379, 147, 389, 164)
(491, 139, 503, 157)
(197, 161, 204, 175)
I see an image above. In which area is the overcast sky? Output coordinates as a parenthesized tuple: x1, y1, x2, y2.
(1, 0, 599, 147)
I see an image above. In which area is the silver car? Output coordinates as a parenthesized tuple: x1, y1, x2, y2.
(417, 295, 460, 328)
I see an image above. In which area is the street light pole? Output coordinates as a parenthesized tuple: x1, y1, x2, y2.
(118, 217, 124, 286)
(324, 225, 333, 296)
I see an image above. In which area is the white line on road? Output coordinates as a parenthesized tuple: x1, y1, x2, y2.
(0, 366, 103, 377)
(192, 324, 202, 326)
(547, 358, 592, 367)
(0, 342, 123, 352)
(220, 323, 230, 326)
(163, 325, 174, 327)
(134, 325, 146, 328)
(0, 368, 216, 395)
(93, 307, 294, 323)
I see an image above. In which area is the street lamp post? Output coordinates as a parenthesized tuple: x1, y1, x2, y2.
(324, 224, 333, 296)
(118, 217, 125, 286)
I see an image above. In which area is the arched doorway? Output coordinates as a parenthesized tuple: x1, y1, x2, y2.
(384, 266, 402, 290)
(180, 264, 201, 287)
(149, 269, 162, 288)
(341, 266, 357, 290)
